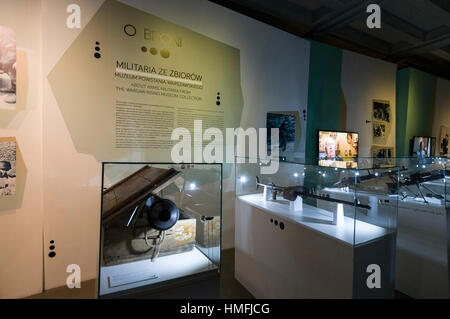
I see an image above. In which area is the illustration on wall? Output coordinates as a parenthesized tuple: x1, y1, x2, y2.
(372, 100, 391, 146)
(267, 113, 295, 152)
(371, 145, 393, 158)
(0, 26, 16, 109)
(439, 126, 449, 156)
(371, 145, 394, 168)
(372, 100, 390, 123)
(373, 122, 387, 145)
(0, 139, 16, 196)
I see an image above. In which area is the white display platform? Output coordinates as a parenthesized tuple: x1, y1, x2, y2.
(238, 193, 389, 246)
(235, 194, 396, 299)
(319, 187, 450, 298)
(99, 246, 217, 296)
(396, 199, 449, 298)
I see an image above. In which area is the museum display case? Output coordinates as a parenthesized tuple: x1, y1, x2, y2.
(98, 162, 222, 298)
(234, 156, 400, 298)
(389, 157, 450, 298)
(393, 157, 449, 207)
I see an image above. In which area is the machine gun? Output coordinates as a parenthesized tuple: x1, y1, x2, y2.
(332, 167, 406, 189)
(387, 169, 450, 204)
(255, 177, 371, 210)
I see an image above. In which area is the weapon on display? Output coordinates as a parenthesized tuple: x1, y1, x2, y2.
(328, 165, 448, 204)
(126, 194, 180, 261)
(102, 165, 182, 261)
(387, 169, 450, 204)
(255, 177, 371, 210)
(332, 167, 407, 189)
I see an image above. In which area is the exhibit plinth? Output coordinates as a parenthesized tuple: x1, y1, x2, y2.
(235, 194, 396, 299)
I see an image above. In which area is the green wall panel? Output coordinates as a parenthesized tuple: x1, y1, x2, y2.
(396, 68, 436, 157)
(305, 41, 343, 164)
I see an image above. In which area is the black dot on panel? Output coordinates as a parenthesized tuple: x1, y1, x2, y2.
(216, 96, 220, 100)
(96, 41, 99, 45)
(48, 252, 56, 258)
(274, 220, 278, 226)
(270, 218, 273, 223)
(50, 240, 54, 244)
(216, 101, 220, 106)
(95, 47, 100, 51)
(280, 222, 285, 230)
(94, 52, 101, 59)
(49, 245, 55, 250)
(141, 46, 147, 52)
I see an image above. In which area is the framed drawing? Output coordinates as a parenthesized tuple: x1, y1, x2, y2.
(0, 137, 16, 196)
(0, 26, 16, 109)
(372, 100, 391, 145)
(371, 145, 394, 158)
(372, 100, 391, 123)
(371, 145, 394, 168)
(439, 126, 449, 156)
(373, 121, 388, 145)
(267, 112, 296, 152)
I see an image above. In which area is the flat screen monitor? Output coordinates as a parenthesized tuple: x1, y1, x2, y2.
(318, 131, 359, 168)
(412, 136, 436, 157)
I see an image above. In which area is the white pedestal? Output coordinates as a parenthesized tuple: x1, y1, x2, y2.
(332, 203, 345, 226)
(289, 195, 303, 212)
(263, 186, 271, 201)
(235, 194, 395, 298)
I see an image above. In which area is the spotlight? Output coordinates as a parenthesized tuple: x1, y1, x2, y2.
(240, 176, 247, 183)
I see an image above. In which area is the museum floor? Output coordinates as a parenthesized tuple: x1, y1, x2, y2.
(26, 249, 254, 299)
(26, 248, 410, 299)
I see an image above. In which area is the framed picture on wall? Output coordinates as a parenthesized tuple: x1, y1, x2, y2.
(439, 126, 450, 156)
(0, 26, 16, 109)
(372, 121, 389, 145)
(371, 145, 394, 158)
(0, 137, 16, 196)
(372, 100, 391, 123)
(371, 145, 394, 168)
(372, 100, 391, 145)
(266, 112, 296, 153)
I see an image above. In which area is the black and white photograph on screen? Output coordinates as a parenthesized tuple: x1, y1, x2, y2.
(0, 139, 16, 196)
(439, 126, 449, 156)
(372, 100, 391, 123)
(0, 26, 16, 109)
(267, 112, 295, 152)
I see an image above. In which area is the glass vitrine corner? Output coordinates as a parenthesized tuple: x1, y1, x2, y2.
(98, 162, 222, 298)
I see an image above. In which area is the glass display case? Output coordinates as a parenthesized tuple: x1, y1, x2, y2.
(98, 162, 222, 298)
(388, 157, 450, 298)
(235, 157, 400, 246)
(393, 157, 449, 208)
(234, 157, 399, 298)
